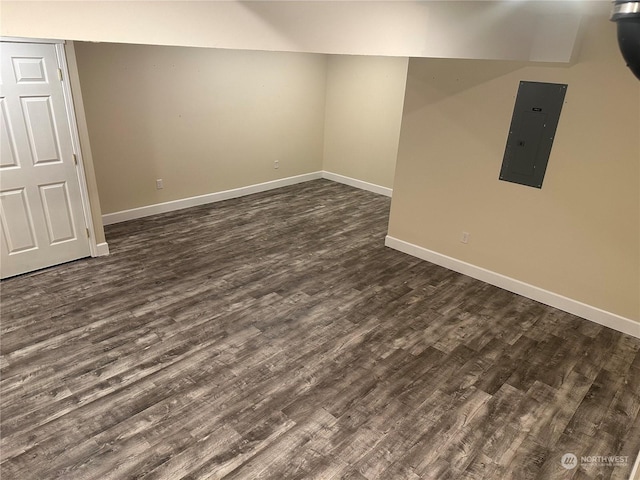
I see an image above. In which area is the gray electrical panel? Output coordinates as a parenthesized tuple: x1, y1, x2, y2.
(499, 81, 567, 188)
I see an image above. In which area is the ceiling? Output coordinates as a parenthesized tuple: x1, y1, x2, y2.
(0, 1, 612, 62)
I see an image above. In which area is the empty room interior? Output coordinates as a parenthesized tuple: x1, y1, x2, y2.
(1, 1, 639, 479)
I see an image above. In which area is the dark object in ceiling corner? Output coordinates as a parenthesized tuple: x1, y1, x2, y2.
(611, 0, 640, 80)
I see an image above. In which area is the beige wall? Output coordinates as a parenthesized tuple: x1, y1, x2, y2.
(74, 43, 327, 214)
(389, 16, 640, 321)
(323, 56, 408, 189)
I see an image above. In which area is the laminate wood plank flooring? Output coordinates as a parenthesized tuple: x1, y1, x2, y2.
(1, 179, 639, 480)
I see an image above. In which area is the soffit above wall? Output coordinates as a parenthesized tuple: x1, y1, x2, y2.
(0, 1, 610, 62)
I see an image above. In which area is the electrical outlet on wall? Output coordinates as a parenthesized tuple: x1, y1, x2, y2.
(274, 160, 279, 169)
(460, 232, 470, 244)
(156, 179, 164, 190)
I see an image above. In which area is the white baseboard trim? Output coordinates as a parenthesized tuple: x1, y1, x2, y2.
(385, 235, 640, 339)
(95, 242, 110, 256)
(322, 171, 392, 197)
(102, 172, 323, 225)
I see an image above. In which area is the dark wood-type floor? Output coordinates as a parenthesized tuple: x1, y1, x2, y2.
(1, 179, 639, 480)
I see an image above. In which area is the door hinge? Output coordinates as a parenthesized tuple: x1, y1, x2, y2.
(73, 154, 78, 166)
(86, 228, 90, 238)
(57, 68, 63, 81)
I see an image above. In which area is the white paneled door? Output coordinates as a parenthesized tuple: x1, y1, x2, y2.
(0, 42, 90, 278)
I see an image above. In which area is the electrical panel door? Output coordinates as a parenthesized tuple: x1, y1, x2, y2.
(499, 81, 567, 188)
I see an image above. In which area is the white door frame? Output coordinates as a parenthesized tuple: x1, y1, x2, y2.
(1, 36, 100, 257)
